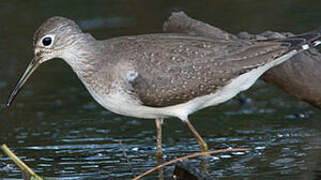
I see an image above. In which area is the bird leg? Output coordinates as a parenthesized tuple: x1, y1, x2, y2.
(185, 119, 210, 174)
(155, 118, 164, 162)
(155, 118, 164, 179)
(184, 119, 208, 152)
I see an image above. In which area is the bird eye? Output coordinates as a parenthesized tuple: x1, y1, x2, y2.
(40, 34, 55, 47)
(42, 37, 52, 46)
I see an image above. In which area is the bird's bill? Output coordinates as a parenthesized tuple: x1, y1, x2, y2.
(6, 57, 41, 107)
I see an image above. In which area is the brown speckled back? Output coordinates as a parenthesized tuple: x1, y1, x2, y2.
(92, 34, 288, 107)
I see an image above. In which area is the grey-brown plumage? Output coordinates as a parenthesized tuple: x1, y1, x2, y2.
(106, 35, 289, 107)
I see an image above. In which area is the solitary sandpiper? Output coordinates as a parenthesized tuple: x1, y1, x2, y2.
(5, 16, 321, 160)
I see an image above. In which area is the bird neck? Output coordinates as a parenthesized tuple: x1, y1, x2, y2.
(61, 33, 102, 83)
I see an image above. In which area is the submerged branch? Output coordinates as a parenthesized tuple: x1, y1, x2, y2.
(133, 147, 249, 180)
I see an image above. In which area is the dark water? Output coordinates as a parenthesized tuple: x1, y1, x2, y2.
(1, 1, 321, 179)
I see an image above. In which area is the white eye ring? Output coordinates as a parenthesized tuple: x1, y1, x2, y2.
(40, 34, 55, 48)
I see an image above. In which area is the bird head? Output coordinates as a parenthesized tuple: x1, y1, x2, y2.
(6, 16, 82, 107)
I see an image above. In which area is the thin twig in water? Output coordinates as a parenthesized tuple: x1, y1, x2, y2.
(132, 147, 249, 180)
(119, 141, 135, 178)
(1, 144, 43, 180)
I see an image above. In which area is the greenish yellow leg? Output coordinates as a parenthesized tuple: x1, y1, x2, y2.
(185, 119, 208, 152)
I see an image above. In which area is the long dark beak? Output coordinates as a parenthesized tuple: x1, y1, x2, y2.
(6, 57, 41, 107)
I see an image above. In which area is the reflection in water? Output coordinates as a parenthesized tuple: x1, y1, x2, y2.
(0, 0, 321, 179)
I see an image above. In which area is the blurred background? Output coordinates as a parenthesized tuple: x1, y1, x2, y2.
(0, 0, 321, 179)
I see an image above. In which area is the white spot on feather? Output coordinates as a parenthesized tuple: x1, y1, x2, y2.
(127, 71, 138, 82)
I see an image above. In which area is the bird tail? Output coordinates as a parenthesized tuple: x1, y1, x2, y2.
(278, 29, 321, 51)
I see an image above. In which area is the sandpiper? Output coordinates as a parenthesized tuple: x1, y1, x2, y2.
(5, 16, 321, 159)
